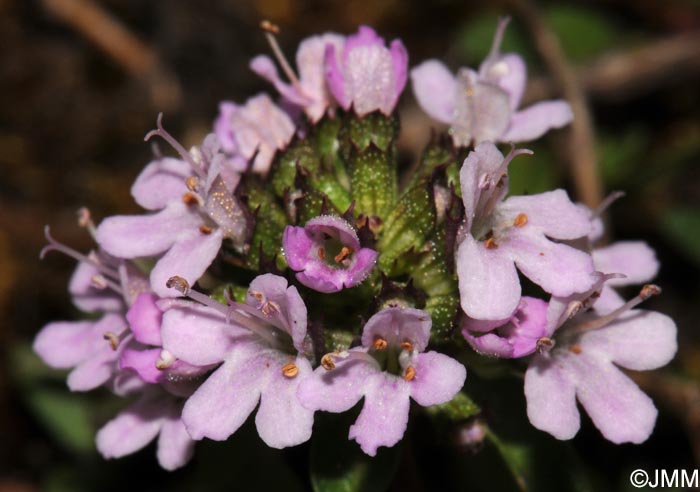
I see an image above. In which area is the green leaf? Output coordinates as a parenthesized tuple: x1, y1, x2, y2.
(661, 208, 700, 265)
(27, 388, 95, 453)
(310, 412, 402, 492)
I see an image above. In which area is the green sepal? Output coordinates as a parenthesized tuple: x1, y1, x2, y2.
(309, 169, 352, 213)
(377, 178, 436, 272)
(310, 116, 350, 190)
(408, 133, 457, 186)
(424, 391, 481, 422)
(297, 188, 339, 224)
(209, 284, 247, 304)
(349, 144, 397, 220)
(410, 228, 459, 341)
(338, 111, 399, 160)
(243, 177, 287, 270)
(324, 329, 356, 354)
(270, 139, 320, 198)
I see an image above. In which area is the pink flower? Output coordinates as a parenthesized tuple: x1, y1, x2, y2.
(411, 18, 572, 147)
(297, 307, 466, 456)
(283, 215, 377, 293)
(325, 26, 408, 116)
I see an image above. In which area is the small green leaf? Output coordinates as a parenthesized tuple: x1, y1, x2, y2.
(27, 388, 95, 453)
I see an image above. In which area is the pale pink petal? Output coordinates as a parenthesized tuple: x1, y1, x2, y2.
(410, 60, 457, 124)
(33, 318, 110, 369)
(480, 54, 527, 111)
(463, 331, 515, 358)
(297, 355, 379, 413)
(592, 242, 659, 287)
(119, 347, 161, 383)
(95, 202, 199, 259)
(388, 39, 408, 112)
(410, 352, 466, 406)
(126, 293, 162, 346)
(507, 233, 595, 297)
(501, 100, 573, 142)
(250, 55, 308, 106)
(569, 351, 658, 444)
(360, 307, 431, 352)
(524, 355, 580, 440)
(69, 261, 123, 313)
(131, 158, 190, 211)
(255, 355, 314, 448)
(67, 344, 120, 391)
(345, 44, 395, 116)
(457, 234, 521, 320)
(325, 44, 348, 109)
(348, 374, 411, 456)
(150, 228, 224, 297)
(498, 189, 591, 240)
(580, 310, 677, 371)
(160, 304, 239, 366)
(96, 394, 165, 459)
(157, 413, 195, 471)
(182, 347, 265, 441)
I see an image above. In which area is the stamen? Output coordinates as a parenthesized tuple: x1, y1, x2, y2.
(185, 176, 199, 191)
(156, 350, 176, 369)
(400, 341, 413, 352)
(76, 207, 97, 237)
(593, 191, 625, 218)
(334, 246, 352, 264)
(183, 192, 200, 206)
(144, 113, 207, 180)
(569, 345, 582, 354)
(317, 247, 326, 260)
(259, 20, 303, 91)
(484, 237, 498, 249)
(260, 300, 280, 318)
(282, 362, 299, 378)
(321, 354, 336, 370)
(536, 336, 555, 353)
(199, 225, 213, 235)
(103, 330, 127, 350)
(576, 284, 662, 333)
(91, 274, 108, 289)
(372, 338, 388, 351)
(403, 365, 416, 381)
(40, 226, 120, 282)
(513, 213, 528, 227)
(488, 16, 511, 60)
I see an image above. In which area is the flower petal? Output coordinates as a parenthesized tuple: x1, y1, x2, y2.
(349, 374, 411, 456)
(411, 60, 457, 124)
(580, 310, 677, 371)
(96, 393, 165, 459)
(119, 347, 161, 383)
(126, 293, 162, 346)
(255, 355, 314, 448)
(410, 351, 466, 407)
(131, 158, 190, 211)
(182, 347, 264, 441)
(360, 307, 431, 352)
(69, 260, 123, 313)
(157, 410, 195, 471)
(480, 53, 527, 111)
(592, 241, 659, 287)
(457, 234, 521, 320)
(501, 100, 573, 142)
(524, 354, 580, 440)
(150, 228, 224, 298)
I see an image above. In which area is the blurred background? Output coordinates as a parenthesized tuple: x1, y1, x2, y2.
(1, 0, 699, 490)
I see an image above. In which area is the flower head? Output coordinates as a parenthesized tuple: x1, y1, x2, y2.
(325, 25, 408, 116)
(283, 215, 378, 293)
(298, 307, 466, 456)
(411, 17, 573, 147)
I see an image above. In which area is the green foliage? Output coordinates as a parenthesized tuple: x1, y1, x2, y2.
(662, 208, 700, 266)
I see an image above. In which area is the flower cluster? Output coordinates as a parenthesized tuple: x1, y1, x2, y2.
(35, 19, 676, 472)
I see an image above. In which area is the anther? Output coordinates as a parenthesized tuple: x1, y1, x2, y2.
(640, 284, 661, 300)
(260, 20, 280, 34)
(103, 331, 121, 350)
(91, 275, 108, 289)
(373, 338, 388, 351)
(185, 176, 199, 191)
(334, 246, 352, 264)
(76, 207, 96, 233)
(568, 345, 582, 354)
(317, 247, 326, 260)
(513, 213, 528, 227)
(321, 354, 336, 370)
(199, 225, 213, 235)
(183, 192, 199, 206)
(403, 365, 416, 381)
(282, 362, 298, 378)
(400, 341, 414, 352)
(260, 301, 280, 317)
(166, 275, 190, 295)
(536, 337, 555, 354)
(484, 237, 498, 249)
